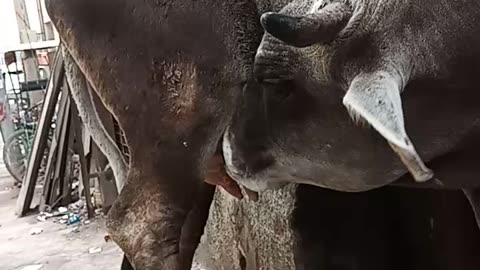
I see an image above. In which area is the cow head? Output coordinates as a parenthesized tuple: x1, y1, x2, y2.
(223, 0, 440, 192)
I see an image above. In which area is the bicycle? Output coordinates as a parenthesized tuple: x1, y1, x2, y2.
(3, 102, 52, 184)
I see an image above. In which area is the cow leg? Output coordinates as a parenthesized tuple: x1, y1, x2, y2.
(49, 4, 237, 268)
(463, 188, 480, 230)
(65, 48, 235, 269)
(179, 183, 215, 269)
(117, 147, 238, 269)
(107, 167, 197, 270)
(117, 183, 214, 270)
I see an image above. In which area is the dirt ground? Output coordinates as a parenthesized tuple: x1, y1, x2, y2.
(0, 165, 123, 270)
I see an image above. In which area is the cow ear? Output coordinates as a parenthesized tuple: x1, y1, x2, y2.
(260, 2, 352, 47)
(342, 71, 434, 182)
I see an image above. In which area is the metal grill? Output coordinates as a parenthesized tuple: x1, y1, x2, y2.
(112, 116, 130, 164)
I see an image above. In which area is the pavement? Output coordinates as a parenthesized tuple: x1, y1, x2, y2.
(0, 140, 123, 270)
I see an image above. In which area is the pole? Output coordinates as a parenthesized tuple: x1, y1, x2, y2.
(36, 0, 47, 41)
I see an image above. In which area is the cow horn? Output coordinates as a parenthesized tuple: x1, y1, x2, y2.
(343, 71, 434, 183)
(260, 2, 352, 47)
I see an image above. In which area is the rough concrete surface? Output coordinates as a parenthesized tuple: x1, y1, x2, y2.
(195, 185, 297, 270)
(0, 183, 123, 270)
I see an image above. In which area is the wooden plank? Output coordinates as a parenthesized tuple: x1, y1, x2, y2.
(39, 149, 57, 211)
(83, 123, 92, 156)
(60, 99, 73, 205)
(49, 110, 73, 207)
(71, 100, 94, 219)
(90, 141, 118, 213)
(16, 49, 65, 216)
(39, 83, 70, 211)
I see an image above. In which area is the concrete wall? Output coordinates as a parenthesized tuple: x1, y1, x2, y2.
(195, 184, 298, 270)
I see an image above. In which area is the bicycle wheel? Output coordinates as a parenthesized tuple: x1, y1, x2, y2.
(3, 129, 33, 183)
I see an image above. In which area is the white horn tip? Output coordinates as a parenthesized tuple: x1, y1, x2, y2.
(389, 142, 434, 183)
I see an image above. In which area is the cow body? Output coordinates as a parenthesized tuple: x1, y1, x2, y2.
(46, 0, 267, 269)
(224, 0, 480, 193)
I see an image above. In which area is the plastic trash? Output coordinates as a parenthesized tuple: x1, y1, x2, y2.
(36, 212, 53, 222)
(67, 214, 81, 225)
(20, 265, 43, 270)
(88, 247, 102, 254)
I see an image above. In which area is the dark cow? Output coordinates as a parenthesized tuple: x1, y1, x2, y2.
(293, 185, 480, 270)
(223, 0, 480, 223)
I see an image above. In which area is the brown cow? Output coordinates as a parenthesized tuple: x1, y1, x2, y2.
(45, 0, 264, 269)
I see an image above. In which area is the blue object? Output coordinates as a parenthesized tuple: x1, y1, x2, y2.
(67, 214, 81, 225)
